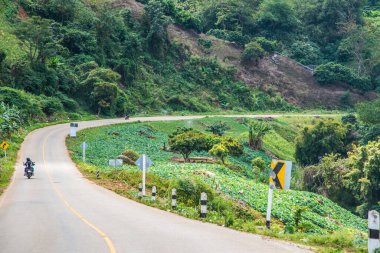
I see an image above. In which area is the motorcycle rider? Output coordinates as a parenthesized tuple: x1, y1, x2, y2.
(24, 157, 34, 176)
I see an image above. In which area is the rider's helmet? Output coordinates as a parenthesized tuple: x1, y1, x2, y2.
(26, 158, 31, 162)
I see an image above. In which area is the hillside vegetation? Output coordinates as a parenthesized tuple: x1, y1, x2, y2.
(0, 0, 379, 121)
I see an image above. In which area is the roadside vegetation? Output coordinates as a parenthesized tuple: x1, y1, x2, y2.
(67, 108, 380, 252)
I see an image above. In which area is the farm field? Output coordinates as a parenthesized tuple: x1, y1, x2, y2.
(67, 116, 367, 252)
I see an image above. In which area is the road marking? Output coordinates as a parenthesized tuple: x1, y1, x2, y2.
(42, 130, 117, 253)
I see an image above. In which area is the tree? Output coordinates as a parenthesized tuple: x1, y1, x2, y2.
(345, 140, 380, 216)
(209, 136, 243, 164)
(209, 143, 229, 164)
(90, 82, 118, 116)
(356, 97, 380, 125)
(144, 0, 172, 58)
(295, 119, 350, 165)
(14, 16, 58, 64)
(169, 131, 212, 161)
(206, 121, 230, 136)
(255, 0, 299, 40)
(243, 120, 271, 150)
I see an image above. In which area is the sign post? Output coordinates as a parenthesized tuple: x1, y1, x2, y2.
(1, 141, 9, 159)
(135, 154, 153, 196)
(266, 160, 292, 229)
(368, 210, 380, 253)
(80, 142, 88, 162)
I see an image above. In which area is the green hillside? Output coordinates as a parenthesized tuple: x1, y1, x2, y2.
(0, 0, 379, 122)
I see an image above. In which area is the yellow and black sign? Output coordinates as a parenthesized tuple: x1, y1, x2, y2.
(0, 141, 10, 151)
(269, 160, 292, 190)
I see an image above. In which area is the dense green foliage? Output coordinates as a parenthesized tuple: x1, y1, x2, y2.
(295, 119, 352, 166)
(140, 0, 380, 91)
(0, 0, 300, 117)
(303, 140, 380, 216)
(314, 62, 372, 91)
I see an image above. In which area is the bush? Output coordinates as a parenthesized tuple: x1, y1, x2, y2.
(176, 177, 214, 207)
(241, 42, 265, 64)
(251, 157, 268, 182)
(56, 92, 79, 111)
(287, 41, 322, 65)
(197, 38, 212, 49)
(121, 149, 140, 165)
(206, 29, 250, 46)
(253, 37, 277, 54)
(341, 114, 357, 125)
(39, 95, 64, 116)
(356, 97, 380, 125)
(314, 62, 372, 91)
(295, 119, 350, 165)
(0, 87, 43, 119)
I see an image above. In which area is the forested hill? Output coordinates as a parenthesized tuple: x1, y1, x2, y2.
(0, 0, 379, 119)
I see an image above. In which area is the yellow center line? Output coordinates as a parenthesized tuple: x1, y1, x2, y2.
(43, 129, 117, 253)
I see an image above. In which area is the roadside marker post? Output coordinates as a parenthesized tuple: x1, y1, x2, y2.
(96, 170, 100, 179)
(138, 183, 143, 197)
(171, 189, 177, 209)
(70, 123, 78, 137)
(266, 160, 292, 229)
(200, 192, 207, 218)
(80, 142, 88, 162)
(152, 186, 157, 201)
(368, 210, 380, 253)
(266, 183, 274, 229)
(135, 154, 152, 196)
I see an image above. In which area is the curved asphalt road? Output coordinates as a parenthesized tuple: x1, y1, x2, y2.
(0, 115, 310, 253)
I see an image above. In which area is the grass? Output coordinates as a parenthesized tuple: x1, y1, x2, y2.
(66, 115, 367, 252)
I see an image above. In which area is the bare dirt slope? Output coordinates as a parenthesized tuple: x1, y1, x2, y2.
(112, 0, 376, 108)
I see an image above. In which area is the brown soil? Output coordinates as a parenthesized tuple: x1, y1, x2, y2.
(112, 0, 377, 108)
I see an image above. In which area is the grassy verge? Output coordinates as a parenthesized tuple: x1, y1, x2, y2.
(72, 161, 366, 253)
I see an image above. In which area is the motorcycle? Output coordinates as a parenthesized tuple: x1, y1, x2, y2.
(24, 162, 35, 179)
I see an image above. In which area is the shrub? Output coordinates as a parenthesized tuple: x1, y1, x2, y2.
(287, 41, 322, 65)
(56, 92, 79, 111)
(197, 38, 212, 49)
(121, 149, 140, 165)
(314, 62, 372, 91)
(295, 119, 350, 165)
(356, 97, 380, 125)
(241, 42, 265, 65)
(253, 37, 277, 53)
(176, 177, 214, 207)
(341, 114, 357, 125)
(39, 95, 64, 116)
(251, 157, 268, 182)
(207, 29, 250, 46)
(206, 121, 230, 136)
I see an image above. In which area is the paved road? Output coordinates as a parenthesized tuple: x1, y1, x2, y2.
(0, 115, 311, 253)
